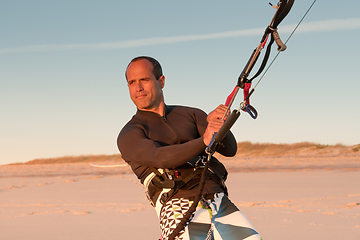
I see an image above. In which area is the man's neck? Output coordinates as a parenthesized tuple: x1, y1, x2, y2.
(138, 102, 166, 117)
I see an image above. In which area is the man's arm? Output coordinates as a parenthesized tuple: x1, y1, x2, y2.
(118, 105, 237, 170)
(118, 124, 207, 169)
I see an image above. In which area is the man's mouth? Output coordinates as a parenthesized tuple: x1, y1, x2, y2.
(136, 94, 147, 99)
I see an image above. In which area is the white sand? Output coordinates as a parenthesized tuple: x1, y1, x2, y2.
(1, 161, 359, 239)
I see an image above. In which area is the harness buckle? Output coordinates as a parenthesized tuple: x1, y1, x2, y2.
(195, 156, 207, 167)
(160, 192, 169, 205)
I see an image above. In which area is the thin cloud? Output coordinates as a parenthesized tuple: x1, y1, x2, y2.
(1, 18, 359, 54)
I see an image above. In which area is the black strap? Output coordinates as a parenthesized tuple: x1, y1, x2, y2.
(168, 160, 210, 240)
(246, 0, 294, 84)
(159, 167, 206, 204)
(149, 167, 175, 189)
(272, 0, 295, 28)
(249, 36, 274, 82)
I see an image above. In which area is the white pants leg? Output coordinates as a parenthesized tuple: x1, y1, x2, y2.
(157, 193, 262, 240)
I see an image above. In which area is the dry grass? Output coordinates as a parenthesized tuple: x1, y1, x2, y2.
(18, 154, 124, 165)
(235, 141, 358, 157)
(10, 142, 360, 166)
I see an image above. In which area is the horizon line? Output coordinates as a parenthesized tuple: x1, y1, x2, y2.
(1, 18, 359, 54)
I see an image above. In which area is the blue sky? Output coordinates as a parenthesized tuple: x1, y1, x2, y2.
(1, 0, 359, 165)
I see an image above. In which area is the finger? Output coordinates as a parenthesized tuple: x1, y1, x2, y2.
(207, 120, 225, 131)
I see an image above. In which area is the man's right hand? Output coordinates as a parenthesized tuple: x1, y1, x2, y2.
(202, 104, 229, 146)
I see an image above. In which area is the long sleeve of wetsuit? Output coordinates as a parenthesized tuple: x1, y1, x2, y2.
(117, 106, 237, 169)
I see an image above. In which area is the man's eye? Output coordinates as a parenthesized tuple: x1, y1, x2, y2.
(128, 81, 134, 85)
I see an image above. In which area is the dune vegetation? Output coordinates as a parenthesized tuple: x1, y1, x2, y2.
(15, 142, 359, 165)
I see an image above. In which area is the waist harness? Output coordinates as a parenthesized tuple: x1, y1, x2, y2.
(143, 155, 228, 206)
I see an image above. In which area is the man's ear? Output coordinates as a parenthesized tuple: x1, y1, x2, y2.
(159, 75, 165, 89)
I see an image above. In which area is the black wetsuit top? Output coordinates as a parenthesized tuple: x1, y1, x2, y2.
(117, 105, 237, 200)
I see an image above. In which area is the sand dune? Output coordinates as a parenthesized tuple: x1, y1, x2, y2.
(1, 142, 359, 239)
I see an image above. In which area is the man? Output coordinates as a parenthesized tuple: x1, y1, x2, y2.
(117, 56, 262, 240)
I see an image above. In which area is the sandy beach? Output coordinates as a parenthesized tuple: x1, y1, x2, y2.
(1, 149, 360, 239)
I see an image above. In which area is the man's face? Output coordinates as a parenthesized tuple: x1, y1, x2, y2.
(126, 59, 165, 112)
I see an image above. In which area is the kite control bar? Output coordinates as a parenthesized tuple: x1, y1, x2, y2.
(206, 109, 241, 155)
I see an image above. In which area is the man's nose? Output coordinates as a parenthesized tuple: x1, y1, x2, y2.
(135, 81, 144, 91)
